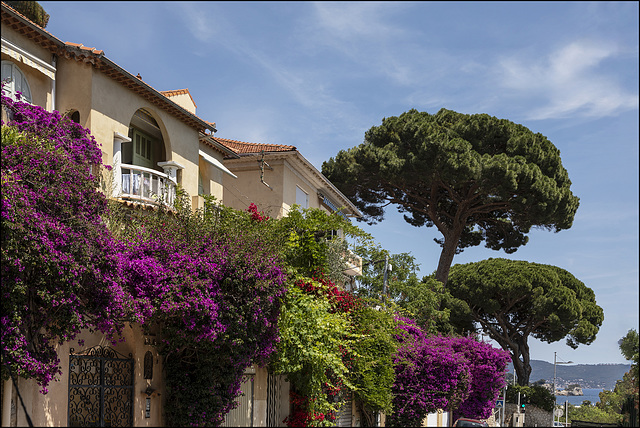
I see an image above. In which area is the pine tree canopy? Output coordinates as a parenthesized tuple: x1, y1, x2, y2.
(322, 108, 580, 284)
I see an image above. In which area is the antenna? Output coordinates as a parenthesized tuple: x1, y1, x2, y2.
(258, 150, 273, 190)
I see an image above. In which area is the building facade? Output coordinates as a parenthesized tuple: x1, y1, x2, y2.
(2, 3, 367, 427)
(1, 2, 234, 426)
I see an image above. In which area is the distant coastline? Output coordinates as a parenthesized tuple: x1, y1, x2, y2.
(555, 388, 604, 406)
(506, 360, 631, 390)
(556, 386, 584, 396)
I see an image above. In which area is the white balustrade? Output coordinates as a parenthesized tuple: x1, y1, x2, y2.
(119, 163, 176, 206)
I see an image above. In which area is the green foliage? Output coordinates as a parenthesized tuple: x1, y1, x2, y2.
(617, 329, 640, 426)
(270, 276, 357, 426)
(597, 368, 639, 426)
(352, 244, 454, 335)
(506, 384, 555, 412)
(267, 207, 401, 426)
(349, 300, 398, 416)
(322, 108, 579, 284)
(5, 1, 49, 27)
(619, 329, 639, 369)
(568, 402, 622, 425)
(447, 258, 604, 385)
(164, 349, 245, 427)
(275, 205, 372, 284)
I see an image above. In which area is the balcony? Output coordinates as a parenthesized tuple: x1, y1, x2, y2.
(117, 164, 176, 207)
(343, 249, 363, 277)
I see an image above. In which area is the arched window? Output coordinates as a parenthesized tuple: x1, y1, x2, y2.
(1, 61, 32, 103)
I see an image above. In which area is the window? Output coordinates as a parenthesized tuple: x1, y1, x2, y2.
(131, 128, 154, 169)
(296, 185, 309, 209)
(1, 60, 32, 103)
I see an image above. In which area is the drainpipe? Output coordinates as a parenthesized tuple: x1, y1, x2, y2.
(51, 54, 57, 112)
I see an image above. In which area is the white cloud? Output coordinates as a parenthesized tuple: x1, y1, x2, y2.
(175, 3, 220, 43)
(311, 1, 407, 42)
(498, 40, 639, 120)
(309, 2, 439, 87)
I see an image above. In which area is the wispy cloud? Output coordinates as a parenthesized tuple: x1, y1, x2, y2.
(311, 1, 408, 41)
(498, 40, 639, 120)
(175, 3, 221, 43)
(309, 2, 441, 87)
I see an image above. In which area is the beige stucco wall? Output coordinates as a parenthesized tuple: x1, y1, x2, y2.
(282, 158, 325, 213)
(1, 26, 54, 110)
(223, 158, 285, 218)
(7, 325, 165, 427)
(55, 55, 93, 127)
(164, 93, 196, 114)
(223, 154, 333, 219)
(3, 21, 219, 206)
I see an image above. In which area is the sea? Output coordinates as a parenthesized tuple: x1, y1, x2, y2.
(555, 388, 605, 406)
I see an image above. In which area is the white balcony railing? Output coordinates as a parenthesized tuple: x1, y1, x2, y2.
(344, 249, 363, 277)
(118, 163, 176, 206)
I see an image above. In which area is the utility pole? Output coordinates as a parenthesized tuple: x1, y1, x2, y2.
(364, 255, 392, 305)
(382, 254, 389, 303)
(553, 352, 573, 426)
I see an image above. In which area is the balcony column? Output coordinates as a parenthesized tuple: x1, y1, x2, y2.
(113, 131, 131, 197)
(157, 160, 184, 184)
(158, 160, 185, 205)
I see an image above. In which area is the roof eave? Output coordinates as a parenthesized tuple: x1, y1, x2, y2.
(199, 133, 240, 158)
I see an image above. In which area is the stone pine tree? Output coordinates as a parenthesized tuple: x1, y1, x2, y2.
(322, 108, 580, 286)
(446, 258, 604, 386)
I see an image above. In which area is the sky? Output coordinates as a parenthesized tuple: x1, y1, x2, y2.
(39, 1, 638, 366)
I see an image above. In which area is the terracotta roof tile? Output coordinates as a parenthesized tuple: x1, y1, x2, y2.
(213, 137, 296, 155)
(64, 41, 103, 55)
(160, 88, 197, 108)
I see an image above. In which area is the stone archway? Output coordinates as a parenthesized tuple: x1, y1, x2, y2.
(113, 108, 180, 206)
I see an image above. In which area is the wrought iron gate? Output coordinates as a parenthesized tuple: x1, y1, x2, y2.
(68, 346, 134, 427)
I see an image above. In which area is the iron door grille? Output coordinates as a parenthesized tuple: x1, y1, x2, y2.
(68, 346, 134, 427)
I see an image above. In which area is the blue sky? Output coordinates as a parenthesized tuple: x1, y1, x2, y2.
(40, 1, 638, 366)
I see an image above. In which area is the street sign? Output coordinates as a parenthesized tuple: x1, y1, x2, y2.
(496, 399, 504, 408)
(554, 408, 564, 417)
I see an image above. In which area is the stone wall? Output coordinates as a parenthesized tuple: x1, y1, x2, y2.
(502, 403, 553, 427)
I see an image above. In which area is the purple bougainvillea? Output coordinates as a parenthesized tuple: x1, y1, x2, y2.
(432, 335, 510, 420)
(2, 91, 127, 392)
(388, 316, 509, 427)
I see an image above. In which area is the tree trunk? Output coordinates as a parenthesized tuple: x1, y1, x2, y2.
(435, 230, 462, 287)
(511, 339, 533, 386)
